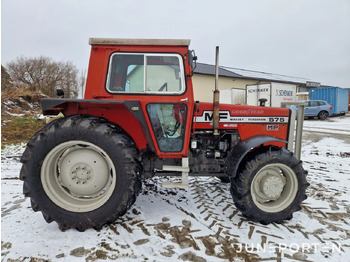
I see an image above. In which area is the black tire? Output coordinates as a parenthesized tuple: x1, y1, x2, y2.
(20, 115, 142, 231)
(217, 176, 230, 183)
(228, 147, 309, 224)
(318, 111, 329, 120)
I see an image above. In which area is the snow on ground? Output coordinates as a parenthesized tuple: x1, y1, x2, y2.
(2, 115, 350, 262)
(303, 115, 350, 136)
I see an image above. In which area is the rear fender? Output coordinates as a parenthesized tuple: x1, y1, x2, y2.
(42, 98, 155, 152)
(227, 135, 287, 178)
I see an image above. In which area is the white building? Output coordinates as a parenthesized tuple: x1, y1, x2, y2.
(192, 63, 319, 103)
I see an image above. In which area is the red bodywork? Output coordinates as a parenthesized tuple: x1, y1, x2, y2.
(194, 103, 290, 142)
(44, 40, 291, 158)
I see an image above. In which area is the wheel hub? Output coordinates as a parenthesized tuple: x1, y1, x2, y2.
(58, 147, 111, 197)
(260, 175, 286, 200)
(252, 167, 288, 203)
(70, 164, 94, 184)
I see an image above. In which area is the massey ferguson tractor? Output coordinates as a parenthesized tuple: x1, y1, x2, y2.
(20, 38, 309, 231)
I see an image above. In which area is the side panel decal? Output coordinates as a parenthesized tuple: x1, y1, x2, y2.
(195, 110, 288, 124)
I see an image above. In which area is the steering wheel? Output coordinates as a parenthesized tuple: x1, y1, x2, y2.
(158, 82, 168, 92)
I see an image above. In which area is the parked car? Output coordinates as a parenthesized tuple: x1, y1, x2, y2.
(288, 100, 333, 120)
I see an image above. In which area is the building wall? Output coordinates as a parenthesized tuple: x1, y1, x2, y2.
(192, 74, 269, 102)
(192, 73, 305, 103)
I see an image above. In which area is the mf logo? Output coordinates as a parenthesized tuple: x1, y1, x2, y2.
(203, 111, 230, 121)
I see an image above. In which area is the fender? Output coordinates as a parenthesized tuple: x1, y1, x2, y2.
(42, 98, 155, 152)
(227, 135, 287, 178)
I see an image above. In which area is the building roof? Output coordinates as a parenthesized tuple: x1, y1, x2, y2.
(194, 63, 243, 78)
(194, 63, 310, 85)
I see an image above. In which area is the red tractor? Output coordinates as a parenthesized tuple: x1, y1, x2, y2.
(20, 38, 309, 231)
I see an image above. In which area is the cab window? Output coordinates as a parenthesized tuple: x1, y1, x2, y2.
(106, 53, 185, 94)
(147, 103, 187, 152)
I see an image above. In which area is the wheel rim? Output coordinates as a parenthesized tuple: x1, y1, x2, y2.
(41, 141, 116, 212)
(251, 163, 298, 213)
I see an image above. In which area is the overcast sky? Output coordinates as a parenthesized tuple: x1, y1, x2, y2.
(2, 0, 350, 88)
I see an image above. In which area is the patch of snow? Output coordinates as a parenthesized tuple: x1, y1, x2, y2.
(4, 112, 26, 117)
(3, 100, 17, 106)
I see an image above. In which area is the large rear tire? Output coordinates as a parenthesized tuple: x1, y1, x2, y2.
(229, 147, 309, 224)
(20, 115, 142, 231)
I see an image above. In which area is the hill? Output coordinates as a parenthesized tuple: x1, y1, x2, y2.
(1, 88, 50, 146)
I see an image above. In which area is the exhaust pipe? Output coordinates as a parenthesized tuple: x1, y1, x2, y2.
(213, 46, 220, 137)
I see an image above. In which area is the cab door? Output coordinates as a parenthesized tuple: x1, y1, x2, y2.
(141, 54, 193, 157)
(147, 103, 188, 153)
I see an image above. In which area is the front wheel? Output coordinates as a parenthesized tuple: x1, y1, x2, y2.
(20, 115, 142, 231)
(230, 147, 309, 224)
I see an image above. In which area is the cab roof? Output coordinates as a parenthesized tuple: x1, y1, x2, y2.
(89, 38, 191, 46)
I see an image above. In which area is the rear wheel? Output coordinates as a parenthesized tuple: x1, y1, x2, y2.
(229, 147, 309, 224)
(318, 111, 329, 120)
(20, 115, 142, 231)
(217, 176, 230, 183)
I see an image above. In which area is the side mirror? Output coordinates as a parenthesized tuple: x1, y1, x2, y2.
(188, 50, 197, 74)
(56, 89, 64, 98)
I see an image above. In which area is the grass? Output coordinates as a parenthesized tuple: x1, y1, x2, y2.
(1, 116, 48, 148)
(1, 87, 44, 100)
(1, 87, 51, 148)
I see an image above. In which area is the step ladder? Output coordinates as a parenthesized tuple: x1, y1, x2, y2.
(162, 157, 189, 188)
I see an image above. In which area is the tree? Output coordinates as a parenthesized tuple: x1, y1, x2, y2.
(78, 69, 87, 98)
(7, 56, 79, 98)
(1, 65, 13, 90)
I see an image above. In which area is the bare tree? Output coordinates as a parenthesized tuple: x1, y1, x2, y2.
(78, 69, 87, 98)
(1, 65, 13, 90)
(7, 56, 79, 98)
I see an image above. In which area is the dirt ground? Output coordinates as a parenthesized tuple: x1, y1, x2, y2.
(1, 115, 350, 262)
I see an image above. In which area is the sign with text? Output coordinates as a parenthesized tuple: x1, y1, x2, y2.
(306, 81, 321, 88)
